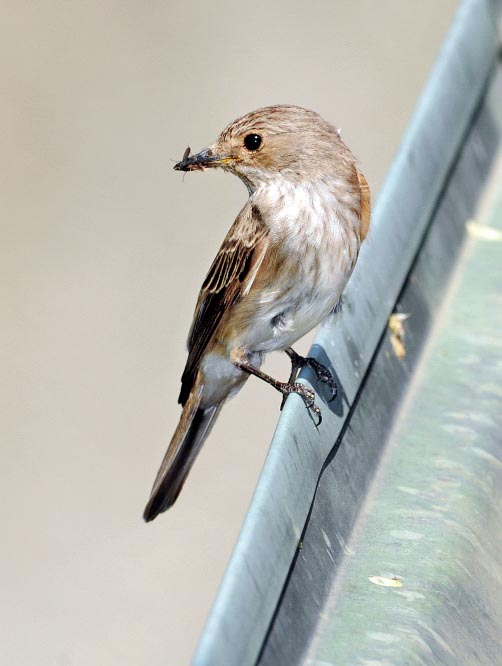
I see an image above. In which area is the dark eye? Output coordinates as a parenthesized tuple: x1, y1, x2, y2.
(244, 133, 262, 151)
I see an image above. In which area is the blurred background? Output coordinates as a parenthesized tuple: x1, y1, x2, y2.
(1, 1, 458, 664)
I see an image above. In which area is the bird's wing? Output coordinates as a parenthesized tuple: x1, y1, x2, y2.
(178, 203, 268, 405)
(356, 168, 371, 240)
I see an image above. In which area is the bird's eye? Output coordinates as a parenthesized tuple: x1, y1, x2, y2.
(244, 133, 262, 151)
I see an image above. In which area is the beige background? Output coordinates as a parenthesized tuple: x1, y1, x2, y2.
(1, 2, 458, 665)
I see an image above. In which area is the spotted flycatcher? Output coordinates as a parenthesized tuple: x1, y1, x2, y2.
(143, 105, 370, 521)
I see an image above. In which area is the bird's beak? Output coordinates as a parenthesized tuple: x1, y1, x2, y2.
(174, 147, 237, 172)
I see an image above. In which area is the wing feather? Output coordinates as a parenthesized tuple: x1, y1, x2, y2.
(356, 169, 371, 240)
(178, 203, 268, 405)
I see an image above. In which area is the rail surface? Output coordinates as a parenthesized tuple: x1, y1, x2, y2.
(192, 1, 502, 664)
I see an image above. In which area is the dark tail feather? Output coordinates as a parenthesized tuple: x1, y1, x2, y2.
(143, 377, 222, 521)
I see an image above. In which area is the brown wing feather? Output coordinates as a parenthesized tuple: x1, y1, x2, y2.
(178, 203, 268, 405)
(356, 169, 371, 240)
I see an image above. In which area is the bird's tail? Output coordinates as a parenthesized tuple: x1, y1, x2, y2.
(143, 375, 222, 522)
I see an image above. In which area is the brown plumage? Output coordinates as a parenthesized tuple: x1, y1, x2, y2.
(143, 105, 370, 521)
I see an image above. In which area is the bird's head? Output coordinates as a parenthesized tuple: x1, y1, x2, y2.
(174, 105, 354, 192)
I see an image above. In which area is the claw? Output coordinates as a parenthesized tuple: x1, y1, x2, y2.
(311, 403, 322, 426)
(283, 382, 322, 424)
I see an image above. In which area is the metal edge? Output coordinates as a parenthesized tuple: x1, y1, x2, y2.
(192, 1, 500, 664)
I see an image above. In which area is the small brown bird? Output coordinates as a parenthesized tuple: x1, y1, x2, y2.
(144, 105, 370, 521)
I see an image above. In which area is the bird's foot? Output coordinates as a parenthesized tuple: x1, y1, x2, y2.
(284, 348, 337, 401)
(233, 358, 322, 424)
(279, 381, 322, 425)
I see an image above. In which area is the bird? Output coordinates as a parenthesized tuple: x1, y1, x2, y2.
(143, 105, 370, 521)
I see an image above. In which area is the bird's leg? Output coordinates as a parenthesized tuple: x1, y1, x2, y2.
(284, 347, 337, 401)
(234, 359, 322, 424)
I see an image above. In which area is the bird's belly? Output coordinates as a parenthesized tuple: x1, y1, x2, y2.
(271, 295, 333, 350)
(226, 233, 356, 356)
(232, 282, 338, 354)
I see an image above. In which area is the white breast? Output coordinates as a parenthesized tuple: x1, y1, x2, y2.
(233, 177, 362, 353)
